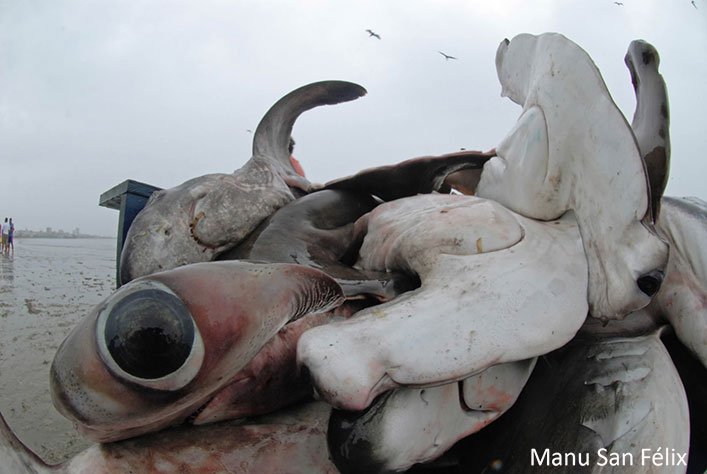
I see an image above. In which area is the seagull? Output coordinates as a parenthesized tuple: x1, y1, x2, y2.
(438, 51, 457, 61)
(614, 1, 624, 4)
(366, 29, 381, 40)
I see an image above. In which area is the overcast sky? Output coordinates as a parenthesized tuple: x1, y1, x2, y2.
(1, 0, 705, 236)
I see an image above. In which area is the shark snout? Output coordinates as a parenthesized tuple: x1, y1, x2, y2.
(297, 328, 393, 412)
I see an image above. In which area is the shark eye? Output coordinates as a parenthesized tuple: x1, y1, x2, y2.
(96, 281, 204, 391)
(636, 270, 663, 297)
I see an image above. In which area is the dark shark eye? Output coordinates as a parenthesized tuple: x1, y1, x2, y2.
(96, 281, 204, 391)
(105, 290, 193, 378)
(637, 270, 663, 297)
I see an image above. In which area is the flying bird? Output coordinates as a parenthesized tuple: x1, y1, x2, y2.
(366, 29, 381, 39)
(691, 0, 697, 8)
(614, 1, 624, 4)
(438, 51, 457, 61)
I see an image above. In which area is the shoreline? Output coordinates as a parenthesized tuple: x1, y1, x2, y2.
(0, 238, 116, 464)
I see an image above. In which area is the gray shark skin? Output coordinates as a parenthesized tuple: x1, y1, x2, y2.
(50, 261, 344, 443)
(325, 149, 493, 201)
(624, 39, 706, 368)
(478, 33, 668, 320)
(298, 194, 590, 412)
(327, 359, 536, 474)
(120, 81, 367, 284)
(625, 39, 670, 220)
(457, 312, 689, 474)
(647, 196, 707, 368)
(218, 189, 419, 301)
(0, 402, 340, 474)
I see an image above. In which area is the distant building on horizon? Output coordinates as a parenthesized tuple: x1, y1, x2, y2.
(14, 227, 109, 239)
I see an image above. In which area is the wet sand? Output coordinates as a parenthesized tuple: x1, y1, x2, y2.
(0, 238, 116, 465)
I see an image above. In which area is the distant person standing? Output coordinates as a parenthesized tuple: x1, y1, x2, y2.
(1, 218, 8, 254)
(7, 218, 14, 254)
(288, 137, 305, 177)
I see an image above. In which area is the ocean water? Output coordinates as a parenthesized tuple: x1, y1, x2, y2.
(0, 238, 117, 464)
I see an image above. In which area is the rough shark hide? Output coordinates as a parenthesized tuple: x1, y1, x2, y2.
(50, 261, 343, 442)
(120, 81, 366, 283)
(476, 33, 668, 319)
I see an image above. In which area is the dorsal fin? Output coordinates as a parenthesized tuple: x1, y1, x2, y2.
(625, 40, 670, 221)
(252, 81, 367, 169)
(325, 150, 493, 201)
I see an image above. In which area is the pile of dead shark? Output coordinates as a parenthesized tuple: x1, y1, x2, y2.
(45, 33, 705, 473)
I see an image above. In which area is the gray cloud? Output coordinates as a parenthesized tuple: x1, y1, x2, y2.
(1, 0, 705, 236)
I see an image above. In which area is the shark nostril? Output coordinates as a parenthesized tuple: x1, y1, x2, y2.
(637, 270, 663, 297)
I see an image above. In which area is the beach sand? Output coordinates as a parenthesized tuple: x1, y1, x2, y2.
(0, 238, 116, 465)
